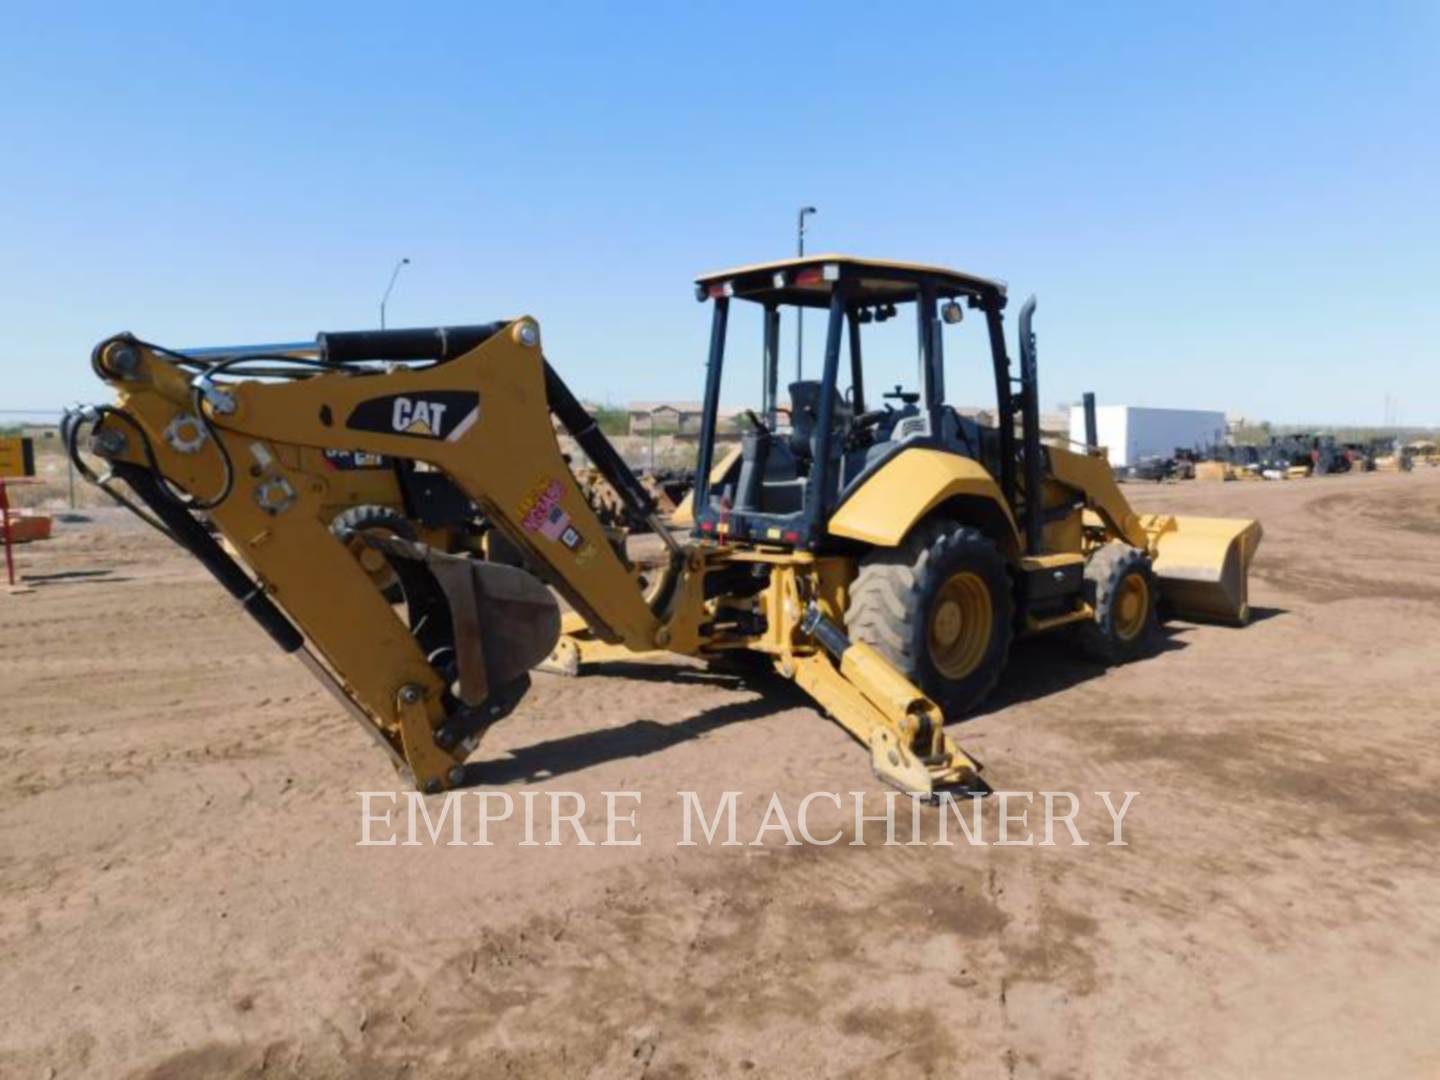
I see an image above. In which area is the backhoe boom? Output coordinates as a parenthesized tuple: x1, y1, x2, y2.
(73, 317, 984, 796)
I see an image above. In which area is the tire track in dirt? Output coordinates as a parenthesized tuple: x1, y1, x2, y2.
(119, 828, 1115, 1079)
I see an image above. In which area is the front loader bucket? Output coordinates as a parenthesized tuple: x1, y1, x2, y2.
(1140, 514, 1263, 625)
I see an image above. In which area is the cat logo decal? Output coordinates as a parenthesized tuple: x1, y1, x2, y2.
(344, 392, 480, 442)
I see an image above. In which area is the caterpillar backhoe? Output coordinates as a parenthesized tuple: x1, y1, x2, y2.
(68, 255, 1260, 798)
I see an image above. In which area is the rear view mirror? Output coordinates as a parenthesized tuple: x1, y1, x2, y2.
(941, 301, 964, 324)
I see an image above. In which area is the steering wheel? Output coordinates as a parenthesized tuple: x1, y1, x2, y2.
(883, 384, 920, 405)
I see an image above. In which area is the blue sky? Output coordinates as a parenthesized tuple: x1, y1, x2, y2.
(2, 2, 1436, 424)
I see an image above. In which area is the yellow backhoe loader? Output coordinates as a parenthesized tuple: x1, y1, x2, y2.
(67, 255, 1259, 798)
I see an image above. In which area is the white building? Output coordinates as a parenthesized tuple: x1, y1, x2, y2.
(1070, 405, 1227, 467)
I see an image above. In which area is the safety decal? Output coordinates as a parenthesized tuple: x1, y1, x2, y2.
(519, 477, 597, 562)
(519, 478, 566, 533)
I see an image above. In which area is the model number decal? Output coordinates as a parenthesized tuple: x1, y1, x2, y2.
(323, 449, 390, 470)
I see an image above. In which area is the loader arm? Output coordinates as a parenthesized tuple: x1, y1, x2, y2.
(1045, 443, 1149, 546)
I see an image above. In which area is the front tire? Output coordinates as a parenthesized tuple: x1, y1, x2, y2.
(847, 521, 1014, 718)
(1076, 542, 1158, 663)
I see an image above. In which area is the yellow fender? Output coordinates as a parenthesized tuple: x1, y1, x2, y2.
(828, 448, 1021, 555)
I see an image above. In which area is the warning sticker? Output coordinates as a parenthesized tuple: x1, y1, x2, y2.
(518, 477, 597, 564)
(520, 478, 567, 535)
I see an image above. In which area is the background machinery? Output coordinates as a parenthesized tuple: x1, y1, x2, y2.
(69, 256, 1261, 798)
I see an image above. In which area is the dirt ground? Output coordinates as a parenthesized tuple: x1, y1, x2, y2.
(2, 470, 1438, 1079)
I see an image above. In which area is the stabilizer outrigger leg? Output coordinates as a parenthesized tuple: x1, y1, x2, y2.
(792, 603, 988, 800)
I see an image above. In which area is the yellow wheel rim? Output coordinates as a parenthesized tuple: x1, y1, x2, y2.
(1113, 572, 1150, 641)
(928, 571, 993, 679)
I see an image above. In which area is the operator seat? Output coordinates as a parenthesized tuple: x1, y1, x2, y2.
(732, 382, 850, 518)
(788, 380, 851, 509)
(734, 425, 797, 515)
(787, 380, 851, 462)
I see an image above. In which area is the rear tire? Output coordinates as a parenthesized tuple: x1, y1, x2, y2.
(847, 521, 1013, 718)
(1076, 542, 1157, 663)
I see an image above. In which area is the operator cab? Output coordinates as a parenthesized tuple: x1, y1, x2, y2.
(690, 256, 1014, 550)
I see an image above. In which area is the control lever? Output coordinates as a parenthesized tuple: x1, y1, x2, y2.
(742, 409, 770, 435)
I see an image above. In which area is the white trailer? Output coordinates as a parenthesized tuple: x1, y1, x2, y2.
(1071, 405, 1227, 467)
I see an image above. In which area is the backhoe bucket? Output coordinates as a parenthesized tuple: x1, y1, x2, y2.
(371, 537, 561, 705)
(1140, 514, 1263, 625)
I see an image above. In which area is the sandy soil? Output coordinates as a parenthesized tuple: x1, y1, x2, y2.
(2, 470, 1438, 1079)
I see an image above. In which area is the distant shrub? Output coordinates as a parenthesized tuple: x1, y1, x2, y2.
(591, 405, 630, 437)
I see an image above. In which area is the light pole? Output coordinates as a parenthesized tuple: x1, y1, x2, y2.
(795, 206, 816, 381)
(379, 257, 410, 329)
